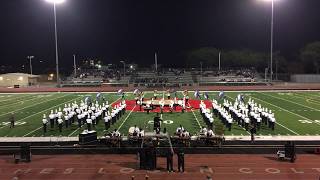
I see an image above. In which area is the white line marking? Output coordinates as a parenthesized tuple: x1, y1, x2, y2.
(68, 128, 80, 137)
(0, 93, 70, 117)
(188, 103, 202, 130)
(117, 105, 136, 131)
(0, 94, 52, 110)
(23, 126, 42, 137)
(0, 94, 34, 103)
(260, 92, 320, 112)
(292, 93, 320, 105)
(252, 94, 320, 127)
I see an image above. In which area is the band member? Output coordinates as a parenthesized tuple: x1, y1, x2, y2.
(153, 90, 158, 100)
(104, 114, 111, 130)
(57, 116, 63, 133)
(140, 91, 145, 102)
(64, 113, 69, 128)
(49, 110, 55, 128)
(77, 112, 83, 128)
(42, 114, 48, 134)
(121, 92, 125, 100)
(183, 90, 189, 105)
(166, 89, 171, 99)
(86, 118, 92, 131)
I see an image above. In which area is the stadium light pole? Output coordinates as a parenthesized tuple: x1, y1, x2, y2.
(259, 0, 276, 82)
(200, 61, 203, 82)
(120, 60, 126, 78)
(27, 56, 34, 75)
(45, 0, 65, 87)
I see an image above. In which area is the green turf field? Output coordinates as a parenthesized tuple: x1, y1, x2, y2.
(0, 91, 319, 137)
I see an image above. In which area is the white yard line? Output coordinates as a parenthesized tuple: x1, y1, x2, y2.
(295, 92, 320, 99)
(23, 126, 42, 137)
(188, 103, 202, 130)
(273, 122, 300, 135)
(68, 128, 80, 137)
(260, 92, 320, 111)
(117, 105, 136, 131)
(0, 93, 70, 117)
(0, 94, 35, 103)
(67, 97, 122, 137)
(0, 95, 54, 110)
(292, 93, 320, 105)
(0, 95, 83, 130)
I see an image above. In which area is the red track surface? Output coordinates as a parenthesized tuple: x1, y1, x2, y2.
(1, 154, 319, 180)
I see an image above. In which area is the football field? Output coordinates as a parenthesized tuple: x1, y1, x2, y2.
(0, 90, 319, 137)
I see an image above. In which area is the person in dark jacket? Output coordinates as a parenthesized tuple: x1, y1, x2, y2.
(177, 149, 185, 172)
(9, 113, 15, 128)
(166, 148, 174, 172)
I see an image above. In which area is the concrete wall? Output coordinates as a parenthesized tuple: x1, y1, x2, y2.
(0, 73, 39, 87)
(291, 74, 320, 83)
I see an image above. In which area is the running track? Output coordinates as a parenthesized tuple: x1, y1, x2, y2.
(0, 154, 319, 180)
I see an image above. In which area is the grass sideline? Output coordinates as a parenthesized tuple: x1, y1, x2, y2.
(0, 91, 319, 137)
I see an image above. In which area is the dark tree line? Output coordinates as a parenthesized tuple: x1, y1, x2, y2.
(183, 41, 320, 74)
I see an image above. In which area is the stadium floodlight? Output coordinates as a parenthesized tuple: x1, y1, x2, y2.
(258, 0, 278, 82)
(120, 61, 126, 78)
(45, 0, 65, 87)
(27, 56, 34, 75)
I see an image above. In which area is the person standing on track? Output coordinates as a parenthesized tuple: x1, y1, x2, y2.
(177, 148, 185, 172)
(9, 113, 15, 128)
(250, 125, 256, 144)
(166, 148, 174, 172)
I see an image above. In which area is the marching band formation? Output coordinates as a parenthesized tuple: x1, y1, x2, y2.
(42, 99, 126, 135)
(39, 91, 276, 137)
(134, 89, 190, 113)
(199, 94, 276, 135)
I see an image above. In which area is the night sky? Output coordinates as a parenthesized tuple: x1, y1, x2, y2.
(1, 0, 320, 73)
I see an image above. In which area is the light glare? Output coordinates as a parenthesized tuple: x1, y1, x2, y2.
(45, 0, 65, 4)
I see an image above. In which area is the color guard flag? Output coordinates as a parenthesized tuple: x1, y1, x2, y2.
(85, 96, 92, 105)
(237, 94, 244, 103)
(96, 92, 102, 101)
(133, 89, 139, 95)
(218, 91, 225, 100)
(194, 90, 200, 99)
(117, 89, 123, 95)
(204, 92, 209, 100)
